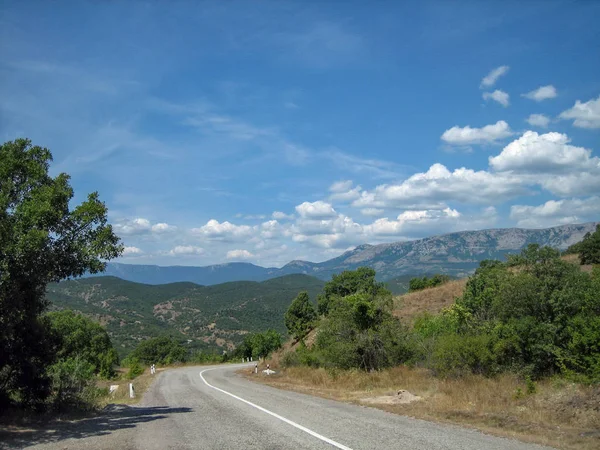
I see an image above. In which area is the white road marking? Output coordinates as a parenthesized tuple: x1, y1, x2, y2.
(199, 368, 354, 450)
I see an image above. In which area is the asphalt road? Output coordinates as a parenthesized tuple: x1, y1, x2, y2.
(8, 363, 553, 450)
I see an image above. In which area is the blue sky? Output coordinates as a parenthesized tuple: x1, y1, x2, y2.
(1, 1, 599, 267)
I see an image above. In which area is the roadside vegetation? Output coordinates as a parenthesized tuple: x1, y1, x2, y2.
(257, 231, 600, 449)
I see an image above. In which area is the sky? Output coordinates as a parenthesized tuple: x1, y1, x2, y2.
(1, 1, 599, 268)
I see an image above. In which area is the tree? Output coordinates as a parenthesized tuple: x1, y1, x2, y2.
(128, 336, 187, 366)
(285, 291, 316, 340)
(579, 224, 600, 265)
(0, 139, 122, 409)
(317, 267, 390, 316)
(47, 310, 119, 378)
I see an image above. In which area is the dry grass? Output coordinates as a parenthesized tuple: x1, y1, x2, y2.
(393, 279, 467, 323)
(246, 365, 600, 450)
(97, 367, 162, 406)
(561, 254, 593, 273)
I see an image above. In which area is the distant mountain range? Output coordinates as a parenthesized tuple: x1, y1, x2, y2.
(87, 222, 598, 285)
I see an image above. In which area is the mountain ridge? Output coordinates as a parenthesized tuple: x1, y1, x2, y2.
(88, 222, 599, 285)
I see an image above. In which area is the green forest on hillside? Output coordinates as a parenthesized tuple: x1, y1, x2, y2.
(46, 274, 325, 356)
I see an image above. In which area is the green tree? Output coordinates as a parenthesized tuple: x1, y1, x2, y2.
(47, 310, 119, 378)
(128, 336, 187, 365)
(317, 267, 390, 316)
(579, 224, 600, 265)
(285, 291, 316, 340)
(0, 139, 122, 409)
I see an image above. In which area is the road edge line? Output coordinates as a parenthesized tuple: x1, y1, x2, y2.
(199, 368, 353, 450)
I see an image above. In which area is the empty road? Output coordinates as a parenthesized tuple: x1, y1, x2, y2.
(7, 363, 552, 450)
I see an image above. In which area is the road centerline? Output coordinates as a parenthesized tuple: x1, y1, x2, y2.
(199, 368, 354, 450)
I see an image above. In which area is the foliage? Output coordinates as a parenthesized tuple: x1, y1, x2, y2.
(47, 310, 118, 378)
(235, 329, 282, 360)
(285, 291, 317, 339)
(317, 267, 390, 316)
(128, 336, 187, 366)
(564, 224, 600, 265)
(47, 356, 97, 410)
(408, 274, 451, 292)
(579, 224, 600, 265)
(124, 359, 145, 379)
(46, 274, 325, 357)
(0, 139, 122, 410)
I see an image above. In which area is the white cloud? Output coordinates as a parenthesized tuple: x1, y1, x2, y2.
(329, 182, 362, 202)
(329, 180, 354, 193)
(168, 245, 205, 256)
(441, 120, 513, 145)
(151, 223, 177, 233)
(489, 131, 595, 173)
(114, 218, 177, 236)
(122, 246, 144, 256)
(559, 96, 600, 129)
(260, 220, 284, 239)
(352, 163, 525, 209)
(360, 208, 385, 217)
(191, 219, 253, 241)
(226, 249, 254, 260)
(364, 208, 461, 237)
(480, 65, 509, 88)
(295, 201, 337, 219)
(272, 211, 295, 220)
(523, 85, 557, 102)
(526, 114, 550, 128)
(510, 197, 600, 228)
(483, 90, 510, 107)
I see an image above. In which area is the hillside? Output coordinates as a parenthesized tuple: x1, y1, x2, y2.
(89, 222, 598, 285)
(46, 274, 325, 357)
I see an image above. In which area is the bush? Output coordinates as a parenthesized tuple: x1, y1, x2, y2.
(48, 356, 97, 410)
(285, 291, 317, 340)
(128, 336, 187, 366)
(409, 274, 451, 292)
(125, 359, 145, 379)
(429, 333, 497, 378)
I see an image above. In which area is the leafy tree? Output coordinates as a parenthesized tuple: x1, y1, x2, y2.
(128, 336, 187, 365)
(285, 291, 316, 339)
(47, 310, 119, 378)
(579, 224, 600, 265)
(317, 267, 390, 316)
(0, 139, 122, 409)
(408, 274, 451, 292)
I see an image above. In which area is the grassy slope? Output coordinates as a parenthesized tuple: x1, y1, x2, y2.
(255, 256, 599, 450)
(46, 274, 325, 357)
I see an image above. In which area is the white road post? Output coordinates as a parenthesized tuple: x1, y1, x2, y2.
(129, 383, 135, 399)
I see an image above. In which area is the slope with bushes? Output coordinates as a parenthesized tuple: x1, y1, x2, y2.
(46, 274, 325, 356)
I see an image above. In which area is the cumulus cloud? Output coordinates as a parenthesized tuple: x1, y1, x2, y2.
(151, 223, 177, 233)
(353, 163, 525, 209)
(226, 249, 254, 260)
(522, 85, 557, 101)
(364, 208, 461, 237)
(480, 65, 509, 88)
(114, 218, 176, 236)
(328, 181, 362, 202)
(441, 120, 513, 145)
(526, 114, 550, 128)
(295, 201, 337, 219)
(272, 211, 295, 220)
(168, 245, 204, 256)
(122, 246, 144, 256)
(510, 197, 600, 228)
(191, 219, 253, 241)
(489, 131, 596, 173)
(483, 90, 510, 107)
(329, 180, 354, 193)
(559, 96, 600, 129)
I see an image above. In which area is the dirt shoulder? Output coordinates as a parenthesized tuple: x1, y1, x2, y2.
(241, 364, 600, 450)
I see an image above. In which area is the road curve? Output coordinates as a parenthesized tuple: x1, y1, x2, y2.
(14, 363, 553, 450)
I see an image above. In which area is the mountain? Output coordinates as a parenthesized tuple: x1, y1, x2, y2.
(46, 274, 325, 357)
(87, 222, 598, 285)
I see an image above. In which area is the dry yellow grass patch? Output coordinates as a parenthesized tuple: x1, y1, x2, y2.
(247, 365, 599, 450)
(393, 279, 467, 323)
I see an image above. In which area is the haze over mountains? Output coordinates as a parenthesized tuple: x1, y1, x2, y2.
(89, 223, 598, 285)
